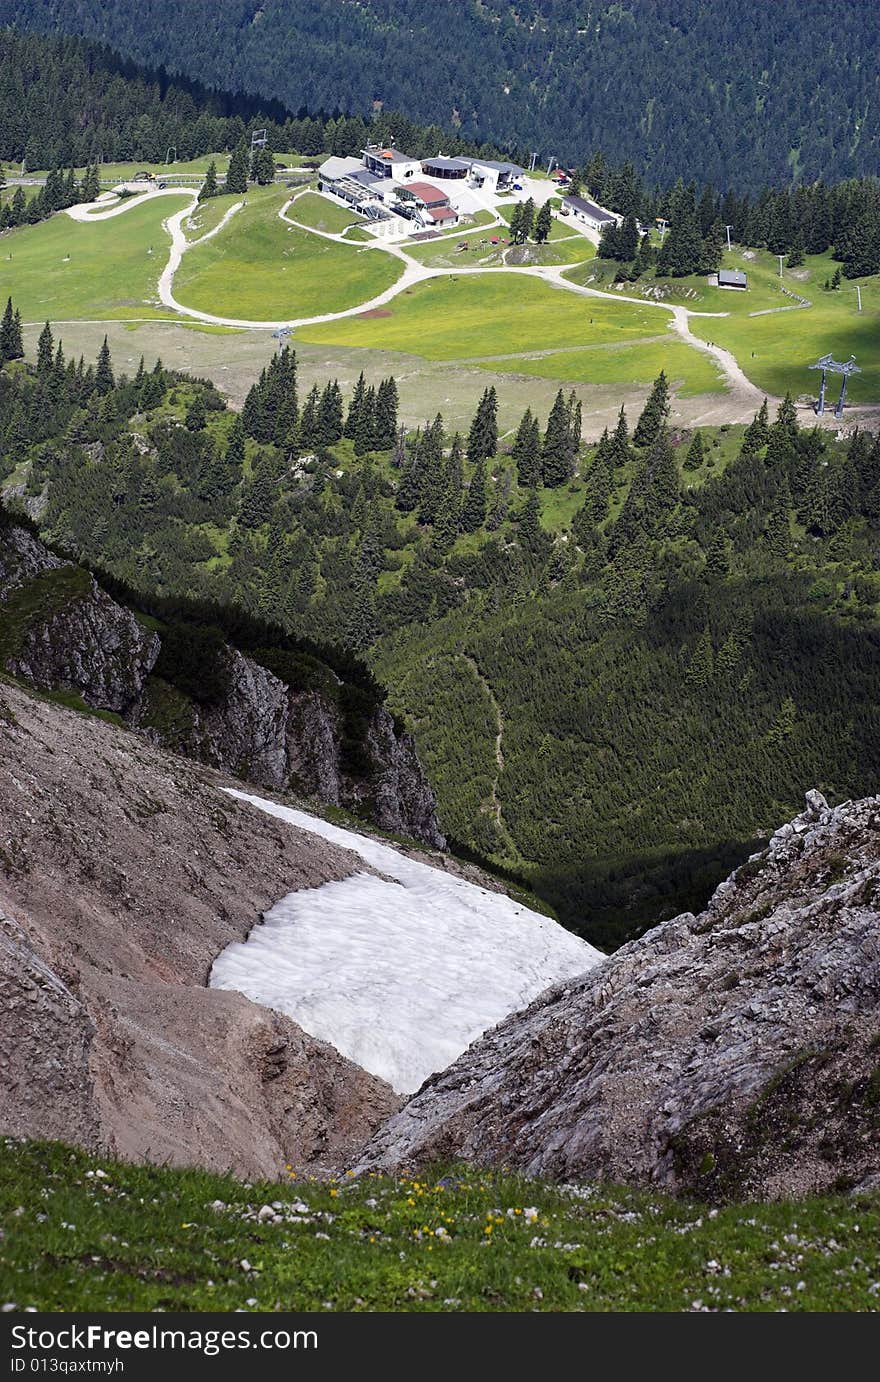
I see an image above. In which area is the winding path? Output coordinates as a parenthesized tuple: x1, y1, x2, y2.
(63, 186, 770, 410)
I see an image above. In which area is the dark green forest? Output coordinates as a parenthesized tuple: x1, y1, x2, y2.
(3, 315, 879, 945)
(3, 0, 878, 191)
(2, 27, 878, 272)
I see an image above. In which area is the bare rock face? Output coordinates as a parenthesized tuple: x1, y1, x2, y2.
(0, 527, 159, 712)
(0, 911, 100, 1151)
(361, 791, 880, 1200)
(1, 521, 444, 846)
(0, 679, 398, 1177)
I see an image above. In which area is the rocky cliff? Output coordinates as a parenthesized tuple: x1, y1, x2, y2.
(0, 517, 444, 847)
(0, 677, 398, 1176)
(361, 790, 880, 1200)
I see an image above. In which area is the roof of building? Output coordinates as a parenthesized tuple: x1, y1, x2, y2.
(422, 155, 472, 172)
(718, 268, 748, 286)
(318, 155, 363, 181)
(563, 194, 616, 223)
(429, 205, 458, 222)
(364, 146, 415, 164)
(349, 167, 385, 187)
(402, 180, 449, 205)
(472, 159, 524, 176)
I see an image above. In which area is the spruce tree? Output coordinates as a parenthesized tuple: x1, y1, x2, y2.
(226, 142, 250, 194)
(461, 456, 488, 532)
(374, 376, 399, 450)
(610, 405, 630, 469)
(345, 372, 367, 440)
(198, 160, 219, 201)
(354, 385, 377, 455)
(512, 407, 542, 487)
(518, 198, 536, 243)
(542, 389, 575, 487)
(683, 430, 705, 471)
(633, 370, 669, 448)
(35, 321, 53, 375)
(185, 394, 207, 431)
(534, 201, 552, 243)
(317, 380, 344, 444)
(434, 436, 464, 549)
(94, 336, 115, 395)
(1, 297, 24, 361)
(467, 387, 498, 464)
(298, 385, 321, 451)
(742, 399, 770, 454)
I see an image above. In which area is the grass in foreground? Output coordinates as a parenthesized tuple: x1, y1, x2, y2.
(1, 1140, 877, 1312)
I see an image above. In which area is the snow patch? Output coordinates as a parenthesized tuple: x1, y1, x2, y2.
(210, 790, 603, 1093)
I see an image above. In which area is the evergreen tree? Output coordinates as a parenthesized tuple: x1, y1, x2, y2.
(94, 336, 115, 395)
(298, 384, 321, 450)
(460, 456, 488, 532)
(317, 380, 344, 444)
(542, 389, 576, 487)
(512, 407, 542, 487)
(1, 298, 24, 361)
(610, 405, 630, 469)
(657, 187, 704, 276)
(374, 376, 399, 450)
(703, 528, 730, 579)
(683, 429, 705, 471)
(345, 372, 367, 440)
(633, 370, 669, 448)
(198, 159, 219, 201)
(185, 394, 207, 431)
(534, 201, 552, 243)
(354, 385, 377, 456)
(434, 435, 464, 549)
(225, 141, 250, 194)
(35, 322, 54, 375)
(467, 387, 498, 463)
(238, 453, 275, 528)
(742, 399, 770, 454)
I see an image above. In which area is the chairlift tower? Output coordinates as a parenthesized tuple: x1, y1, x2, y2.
(808, 353, 861, 417)
(272, 327, 290, 352)
(724, 223, 734, 252)
(251, 128, 268, 152)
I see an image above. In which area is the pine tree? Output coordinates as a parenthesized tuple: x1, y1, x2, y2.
(461, 456, 488, 532)
(610, 405, 630, 469)
(298, 384, 321, 450)
(185, 394, 207, 431)
(238, 453, 275, 528)
(703, 528, 730, 579)
(225, 141, 249, 194)
(512, 407, 542, 487)
(633, 370, 669, 448)
(542, 389, 575, 487)
(417, 415, 445, 524)
(534, 201, 552, 243)
(34, 321, 53, 375)
(518, 198, 536, 242)
(345, 372, 367, 440)
(683, 429, 705, 471)
(354, 385, 377, 456)
(317, 380, 344, 444)
(221, 415, 246, 493)
(94, 336, 115, 395)
(198, 160, 219, 201)
(467, 387, 498, 464)
(742, 399, 770, 454)
(434, 435, 464, 549)
(657, 188, 705, 276)
(1, 297, 24, 361)
(374, 377, 399, 450)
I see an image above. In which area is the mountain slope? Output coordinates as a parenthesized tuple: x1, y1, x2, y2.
(4, 0, 879, 189)
(0, 676, 398, 1176)
(361, 790, 880, 1200)
(0, 514, 444, 847)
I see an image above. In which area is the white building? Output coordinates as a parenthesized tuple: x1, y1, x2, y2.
(561, 194, 620, 231)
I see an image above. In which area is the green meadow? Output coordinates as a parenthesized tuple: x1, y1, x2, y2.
(2, 1140, 876, 1312)
(0, 192, 192, 321)
(174, 187, 402, 320)
(287, 190, 361, 234)
(295, 274, 723, 395)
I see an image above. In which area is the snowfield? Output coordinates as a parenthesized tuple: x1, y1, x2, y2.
(210, 790, 604, 1094)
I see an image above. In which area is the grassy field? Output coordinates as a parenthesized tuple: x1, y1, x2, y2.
(183, 192, 243, 240)
(0, 193, 192, 322)
(174, 186, 402, 320)
(288, 191, 360, 234)
(2, 1140, 877, 1312)
(295, 274, 721, 395)
(686, 248, 880, 404)
(484, 336, 725, 395)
